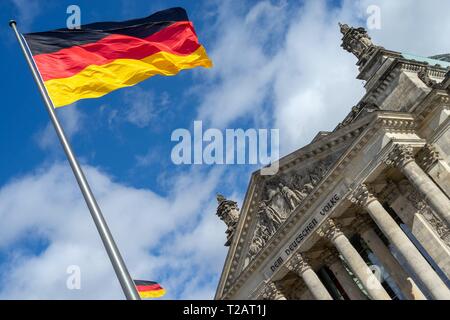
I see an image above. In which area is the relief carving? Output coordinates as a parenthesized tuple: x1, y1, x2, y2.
(246, 156, 336, 262)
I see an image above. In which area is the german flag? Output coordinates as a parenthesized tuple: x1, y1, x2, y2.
(23, 7, 212, 107)
(134, 280, 166, 299)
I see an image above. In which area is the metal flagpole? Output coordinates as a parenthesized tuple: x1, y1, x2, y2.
(9, 20, 140, 300)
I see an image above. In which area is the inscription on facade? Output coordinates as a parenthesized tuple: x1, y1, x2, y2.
(265, 191, 343, 276)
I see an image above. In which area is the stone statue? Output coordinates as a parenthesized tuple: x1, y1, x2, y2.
(248, 233, 264, 257)
(216, 193, 240, 246)
(294, 188, 308, 201)
(248, 221, 272, 259)
(339, 23, 375, 60)
(279, 183, 301, 210)
(303, 183, 314, 193)
(257, 201, 284, 236)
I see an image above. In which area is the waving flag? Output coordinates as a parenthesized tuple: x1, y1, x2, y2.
(134, 280, 166, 299)
(23, 7, 212, 107)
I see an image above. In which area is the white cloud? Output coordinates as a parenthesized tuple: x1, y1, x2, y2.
(123, 87, 156, 128)
(0, 163, 226, 299)
(271, 0, 364, 152)
(197, 1, 287, 128)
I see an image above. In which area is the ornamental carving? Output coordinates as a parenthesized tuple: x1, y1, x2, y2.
(415, 144, 442, 172)
(348, 184, 377, 208)
(339, 23, 377, 62)
(398, 180, 450, 247)
(384, 144, 415, 168)
(286, 252, 311, 275)
(260, 282, 284, 300)
(246, 157, 336, 262)
(317, 219, 343, 242)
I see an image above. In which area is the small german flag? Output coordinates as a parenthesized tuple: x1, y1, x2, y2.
(134, 280, 166, 299)
(23, 7, 212, 107)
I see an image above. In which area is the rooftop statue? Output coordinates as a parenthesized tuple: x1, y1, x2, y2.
(339, 23, 376, 60)
(216, 194, 240, 246)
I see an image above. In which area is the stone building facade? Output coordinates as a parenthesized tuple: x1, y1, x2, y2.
(214, 24, 450, 300)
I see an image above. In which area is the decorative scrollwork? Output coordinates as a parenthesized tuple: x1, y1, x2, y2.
(286, 252, 311, 275)
(384, 144, 415, 168)
(348, 184, 377, 208)
(317, 219, 343, 242)
(416, 144, 442, 172)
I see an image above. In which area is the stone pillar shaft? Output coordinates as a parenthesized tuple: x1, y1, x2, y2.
(360, 227, 427, 300)
(320, 221, 391, 300)
(301, 268, 333, 300)
(327, 257, 367, 300)
(332, 232, 391, 300)
(363, 193, 450, 299)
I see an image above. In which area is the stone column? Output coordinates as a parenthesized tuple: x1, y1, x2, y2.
(260, 281, 287, 300)
(318, 219, 391, 300)
(324, 250, 368, 300)
(351, 184, 450, 300)
(353, 216, 427, 300)
(286, 252, 333, 300)
(385, 144, 450, 227)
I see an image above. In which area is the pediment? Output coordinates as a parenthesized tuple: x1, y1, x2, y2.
(215, 114, 376, 298)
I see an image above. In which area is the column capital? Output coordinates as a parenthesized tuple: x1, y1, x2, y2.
(286, 252, 311, 275)
(260, 281, 285, 300)
(384, 144, 415, 168)
(348, 184, 377, 208)
(416, 144, 442, 172)
(317, 219, 343, 241)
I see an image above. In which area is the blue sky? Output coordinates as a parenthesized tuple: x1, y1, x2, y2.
(0, 0, 449, 299)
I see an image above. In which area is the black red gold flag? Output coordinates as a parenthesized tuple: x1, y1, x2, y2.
(23, 7, 212, 107)
(133, 280, 166, 298)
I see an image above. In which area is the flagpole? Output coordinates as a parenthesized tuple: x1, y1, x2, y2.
(9, 20, 140, 301)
